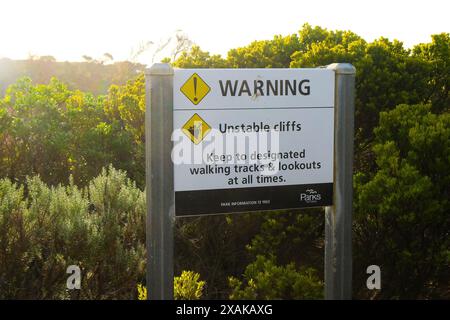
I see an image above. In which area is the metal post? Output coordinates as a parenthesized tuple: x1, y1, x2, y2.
(324, 63, 356, 300)
(145, 63, 174, 300)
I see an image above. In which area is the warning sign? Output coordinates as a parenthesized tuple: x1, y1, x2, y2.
(174, 69, 335, 216)
(181, 113, 211, 144)
(180, 73, 210, 105)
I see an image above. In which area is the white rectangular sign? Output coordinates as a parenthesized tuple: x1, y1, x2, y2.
(173, 68, 334, 216)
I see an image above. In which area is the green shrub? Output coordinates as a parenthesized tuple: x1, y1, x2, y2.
(174, 270, 206, 300)
(0, 165, 145, 299)
(137, 271, 206, 300)
(354, 104, 450, 299)
(228, 255, 323, 300)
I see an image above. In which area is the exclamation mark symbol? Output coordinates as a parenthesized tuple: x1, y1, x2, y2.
(193, 76, 198, 102)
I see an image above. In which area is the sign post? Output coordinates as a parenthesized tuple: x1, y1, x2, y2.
(145, 63, 174, 300)
(324, 63, 356, 300)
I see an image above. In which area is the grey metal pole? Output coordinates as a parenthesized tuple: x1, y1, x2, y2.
(324, 63, 356, 300)
(145, 63, 174, 300)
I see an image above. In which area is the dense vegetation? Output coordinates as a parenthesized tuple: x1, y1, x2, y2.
(0, 24, 449, 299)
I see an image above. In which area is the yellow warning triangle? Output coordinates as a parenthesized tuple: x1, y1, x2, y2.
(180, 73, 210, 105)
(182, 113, 211, 144)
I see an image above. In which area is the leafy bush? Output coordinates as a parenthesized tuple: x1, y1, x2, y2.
(228, 255, 323, 300)
(174, 270, 206, 300)
(353, 104, 450, 299)
(137, 271, 206, 300)
(0, 165, 145, 299)
(0, 77, 140, 188)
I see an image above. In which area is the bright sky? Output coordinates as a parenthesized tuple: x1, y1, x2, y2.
(0, 0, 448, 65)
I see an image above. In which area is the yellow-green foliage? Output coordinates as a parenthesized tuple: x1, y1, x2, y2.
(137, 283, 147, 300)
(174, 271, 206, 300)
(137, 271, 205, 300)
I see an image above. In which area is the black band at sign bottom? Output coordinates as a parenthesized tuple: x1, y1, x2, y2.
(175, 183, 333, 216)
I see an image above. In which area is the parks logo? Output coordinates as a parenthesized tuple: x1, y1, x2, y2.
(300, 189, 321, 204)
